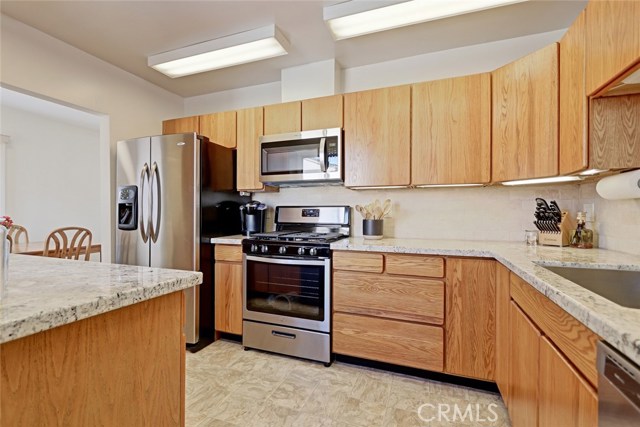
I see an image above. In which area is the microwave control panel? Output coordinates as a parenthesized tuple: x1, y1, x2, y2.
(327, 139, 339, 171)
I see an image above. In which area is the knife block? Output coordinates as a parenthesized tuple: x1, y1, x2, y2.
(539, 211, 574, 247)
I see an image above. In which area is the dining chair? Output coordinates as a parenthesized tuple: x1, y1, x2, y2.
(43, 227, 93, 261)
(8, 224, 29, 246)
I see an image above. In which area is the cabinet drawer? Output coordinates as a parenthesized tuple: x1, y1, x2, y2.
(214, 244, 242, 262)
(334, 271, 444, 325)
(386, 254, 444, 277)
(333, 251, 383, 273)
(333, 313, 443, 371)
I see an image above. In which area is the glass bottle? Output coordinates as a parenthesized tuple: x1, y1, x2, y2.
(570, 212, 593, 249)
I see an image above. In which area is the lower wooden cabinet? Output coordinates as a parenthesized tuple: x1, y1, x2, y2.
(495, 262, 511, 402)
(214, 245, 243, 335)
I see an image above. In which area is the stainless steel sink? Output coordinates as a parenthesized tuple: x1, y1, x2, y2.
(542, 266, 640, 309)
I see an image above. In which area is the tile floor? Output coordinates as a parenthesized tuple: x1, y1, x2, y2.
(186, 340, 511, 426)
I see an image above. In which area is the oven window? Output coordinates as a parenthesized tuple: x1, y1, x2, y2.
(246, 259, 325, 321)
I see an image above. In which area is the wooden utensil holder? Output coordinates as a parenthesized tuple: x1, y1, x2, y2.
(539, 211, 574, 247)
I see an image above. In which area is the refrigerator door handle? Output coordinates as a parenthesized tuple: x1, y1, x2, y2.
(149, 161, 161, 243)
(139, 163, 150, 243)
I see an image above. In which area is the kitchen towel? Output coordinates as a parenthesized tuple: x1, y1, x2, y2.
(596, 169, 640, 200)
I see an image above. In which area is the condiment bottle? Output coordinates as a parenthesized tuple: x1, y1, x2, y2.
(570, 212, 593, 249)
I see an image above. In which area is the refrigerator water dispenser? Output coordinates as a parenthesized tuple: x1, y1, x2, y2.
(117, 185, 138, 230)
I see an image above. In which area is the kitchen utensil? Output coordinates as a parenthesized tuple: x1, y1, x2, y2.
(373, 206, 383, 220)
(382, 199, 392, 218)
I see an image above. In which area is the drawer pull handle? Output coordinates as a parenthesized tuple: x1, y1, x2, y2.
(272, 331, 296, 339)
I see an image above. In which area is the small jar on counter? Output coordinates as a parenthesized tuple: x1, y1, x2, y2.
(570, 211, 593, 249)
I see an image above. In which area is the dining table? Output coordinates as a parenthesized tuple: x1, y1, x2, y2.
(11, 241, 102, 261)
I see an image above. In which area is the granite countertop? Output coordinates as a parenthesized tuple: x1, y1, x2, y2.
(331, 238, 640, 365)
(0, 255, 202, 344)
(207, 234, 244, 245)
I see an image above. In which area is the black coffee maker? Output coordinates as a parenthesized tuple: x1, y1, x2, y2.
(240, 201, 267, 236)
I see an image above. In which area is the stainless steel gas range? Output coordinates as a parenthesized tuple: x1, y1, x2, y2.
(241, 205, 351, 365)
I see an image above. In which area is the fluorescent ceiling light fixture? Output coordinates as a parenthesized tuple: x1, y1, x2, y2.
(324, 0, 528, 40)
(416, 183, 485, 188)
(501, 176, 583, 186)
(579, 168, 608, 176)
(148, 25, 289, 78)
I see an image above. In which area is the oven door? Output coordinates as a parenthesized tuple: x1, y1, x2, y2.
(243, 254, 331, 333)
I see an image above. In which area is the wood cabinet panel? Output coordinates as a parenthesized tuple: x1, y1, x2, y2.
(214, 244, 242, 262)
(495, 262, 511, 402)
(236, 107, 267, 192)
(163, 116, 199, 134)
(302, 95, 343, 130)
(586, 0, 640, 95)
(0, 292, 183, 426)
(539, 337, 598, 427)
(344, 86, 411, 187)
(510, 273, 600, 388)
(411, 74, 491, 185)
(559, 10, 588, 175)
(333, 313, 443, 371)
(333, 251, 383, 273)
(200, 111, 237, 148)
(214, 262, 243, 335)
(333, 271, 444, 325)
(509, 302, 540, 427)
(590, 94, 640, 170)
(264, 101, 301, 135)
(492, 43, 559, 182)
(386, 254, 444, 278)
(445, 258, 496, 381)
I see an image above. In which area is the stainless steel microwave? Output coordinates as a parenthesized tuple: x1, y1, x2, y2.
(259, 128, 343, 186)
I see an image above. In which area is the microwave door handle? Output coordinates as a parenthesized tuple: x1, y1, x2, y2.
(319, 137, 327, 172)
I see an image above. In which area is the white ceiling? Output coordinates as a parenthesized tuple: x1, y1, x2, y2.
(0, 0, 587, 98)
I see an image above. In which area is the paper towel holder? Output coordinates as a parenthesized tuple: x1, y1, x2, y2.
(596, 169, 640, 200)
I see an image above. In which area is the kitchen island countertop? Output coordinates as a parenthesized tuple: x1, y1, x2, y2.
(332, 238, 640, 365)
(0, 255, 202, 344)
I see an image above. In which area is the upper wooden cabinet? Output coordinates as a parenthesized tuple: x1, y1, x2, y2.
(586, 0, 640, 96)
(344, 85, 411, 187)
(559, 10, 588, 176)
(412, 74, 491, 185)
(264, 101, 301, 135)
(236, 107, 267, 192)
(301, 95, 343, 130)
(200, 111, 236, 148)
(162, 116, 199, 135)
(492, 43, 559, 182)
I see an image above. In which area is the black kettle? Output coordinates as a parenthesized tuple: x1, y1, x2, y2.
(240, 201, 267, 235)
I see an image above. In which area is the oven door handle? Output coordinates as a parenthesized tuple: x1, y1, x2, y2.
(245, 255, 328, 267)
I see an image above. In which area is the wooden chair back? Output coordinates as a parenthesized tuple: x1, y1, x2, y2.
(8, 224, 29, 245)
(7, 234, 13, 253)
(43, 227, 93, 261)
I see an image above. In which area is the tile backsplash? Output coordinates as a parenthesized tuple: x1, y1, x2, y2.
(256, 182, 640, 256)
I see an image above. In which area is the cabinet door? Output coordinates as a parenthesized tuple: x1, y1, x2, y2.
(302, 95, 343, 130)
(492, 44, 559, 182)
(200, 111, 237, 148)
(264, 101, 301, 135)
(412, 74, 491, 185)
(162, 116, 199, 134)
(236, 107, 266, 192)
(344, 86, 411, 187)
(509, 302, 540, 427)
(539, 337, 597, 427)
(559, 10, 588, 175)
(495, 263, 511, 403)
(214, 262, 243, 335)
(590, 95, 640, 170)
(586, 0, 640, 95)
(445, 258, 496, 380)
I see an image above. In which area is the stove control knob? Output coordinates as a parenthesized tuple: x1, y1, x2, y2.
(279, 246, 287, 254)
(250, 244, 258, 253)
(261, 245, 269, 253)
(309, 247, 317, 256)
(298, 247, 306, 255)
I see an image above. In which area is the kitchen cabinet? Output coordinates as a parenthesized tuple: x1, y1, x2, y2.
(492, 43, 559, 182)
(200, 111, 236, 148)
(162, 116, 200, 134)
(343, 85, 411, 187)
(559, 10, 588, 175)
(214, 245, 243, 335)
(509, 302, 541, 427)
(264, 101, 301, 135)
(412, 74, 491, 185)
(445, 258, 496, 381)
(236, 107, 272, 192)
(586, 0, 640, 96)
(495, 263, 511, 402)
(302, 94, 343, 130)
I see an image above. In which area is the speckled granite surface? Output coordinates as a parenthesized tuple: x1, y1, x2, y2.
(208, 235, 243, 245)
(332, 238, 640, 365)
(0, 255, 202, 344)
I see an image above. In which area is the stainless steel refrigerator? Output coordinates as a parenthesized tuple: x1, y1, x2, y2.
(115, 133, 244, 345)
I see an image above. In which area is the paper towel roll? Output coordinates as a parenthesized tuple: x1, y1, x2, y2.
(596, 169, 640, 200)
